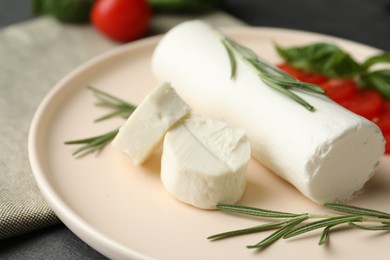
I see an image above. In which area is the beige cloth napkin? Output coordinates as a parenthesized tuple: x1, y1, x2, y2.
(0, 11, 244, 239)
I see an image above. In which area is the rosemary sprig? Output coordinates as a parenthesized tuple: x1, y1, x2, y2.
(65, 87, 137, 157)
(88, 86, 136, 122)
(208, 203, 390, 250)
(217, 32, 325, 111)
(64, 129, 119, 157)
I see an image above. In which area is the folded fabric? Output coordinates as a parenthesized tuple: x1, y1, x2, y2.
(0, 12, 244, 239)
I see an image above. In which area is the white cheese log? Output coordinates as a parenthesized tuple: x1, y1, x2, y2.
(112, 82, 190, 165)
(161, 114, 250, 209)
(152, 20, 386, 204)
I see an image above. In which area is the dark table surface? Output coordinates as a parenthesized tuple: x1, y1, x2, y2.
(1, 0, 389, 259)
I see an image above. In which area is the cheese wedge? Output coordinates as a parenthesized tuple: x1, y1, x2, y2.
(161, 114, 250, 209)
(152, 20, 386, 203)
(112, 82, 190, 165)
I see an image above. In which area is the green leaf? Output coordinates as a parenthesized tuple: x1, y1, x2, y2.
(221, 39, 237, 79)
(361, 70, 390, 99)
(362, 52, 390, 70)
(261, 77, 315, 111)
(325, 203, 390, 219)
(349, 222, 390, 231)
(216, 204, 303, 218)
(247, 215, 309, 249)
(65, 129, 119, 157)
(32, 0, 94, 23)
(32, 0, 45, 14)
(275, 43, 362, 78)
(318, 225, 333, 245)
(226, 38, 258, 61)
(283, 215, 363, 239)
(208, 220, 286, 240)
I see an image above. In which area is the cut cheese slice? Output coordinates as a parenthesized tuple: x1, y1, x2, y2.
(152, 20, 386, 203)
(112, 82, 190, 165)
(161, 114, 250, 209)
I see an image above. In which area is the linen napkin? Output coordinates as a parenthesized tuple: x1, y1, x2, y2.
(0, 11, 244, 239)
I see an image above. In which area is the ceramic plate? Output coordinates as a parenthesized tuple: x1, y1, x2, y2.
(29, 26, 390, 259)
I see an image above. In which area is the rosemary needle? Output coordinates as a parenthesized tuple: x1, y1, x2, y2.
(87, 86, 136, 122)
(65, 129, 119, 157)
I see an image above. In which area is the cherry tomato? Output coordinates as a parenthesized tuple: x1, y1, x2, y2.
(384, 133, 390, 154)
(277, 63, 328, 85)
(91, 0, 151, 42)
(319, 79, 357, 103)
(372, 101, 390, 134)
(339, 89, 383, 120)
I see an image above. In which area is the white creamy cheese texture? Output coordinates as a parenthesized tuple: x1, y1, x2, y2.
(161, 114, 250, 209)
(112, 82, 190, 165)
(152, 20, 386, 204)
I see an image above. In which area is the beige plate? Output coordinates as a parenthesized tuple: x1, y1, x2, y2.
(29, 26, 390, 260)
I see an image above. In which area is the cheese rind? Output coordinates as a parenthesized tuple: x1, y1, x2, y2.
(152, 20, 386, 203)
(161, 114, 250, 209)
(112, 82, 190, 165)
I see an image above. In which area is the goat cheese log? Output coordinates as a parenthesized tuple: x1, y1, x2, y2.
(112, 82, 190, 165)
(152, 20, 386, 204)
(161, 114, 250, 209)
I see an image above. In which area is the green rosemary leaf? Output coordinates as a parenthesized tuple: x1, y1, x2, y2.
(318, 225, 333, 246)
(208, 220, 286, 241)
(348, 222, 390, 231)
(221, 39, 237, 79)
(217, 204, 302, 218)
(251, 54, 325, 94)
(283, 215, 363, 239)
(65, 129, 119, 157)
(292, 82, 325, 94)
(262, 77, 315, 111)
(325, 203, 390, 219)
(226, 37, 258, 61)
(94, 109, 133, 122)
(88, 86, 137, 121)
(88, 86, 128, 106)
(247, 215, 309, 249)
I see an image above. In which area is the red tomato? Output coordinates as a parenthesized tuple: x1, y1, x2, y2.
(372, 101, 390, 134)
(91, 0, 151, 42)
(277, 63, 328, 85)
(319, 79, 357, 103)
(339, 89, 383, 120)
(384, 133, 390, 154)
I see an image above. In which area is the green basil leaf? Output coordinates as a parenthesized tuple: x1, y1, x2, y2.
(275, 43, 362, 78)
(361, 69, 390, 99)
(32, 0, 94, 23)
(362, 52, 390, 70)
(32, 0, 45, 15)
